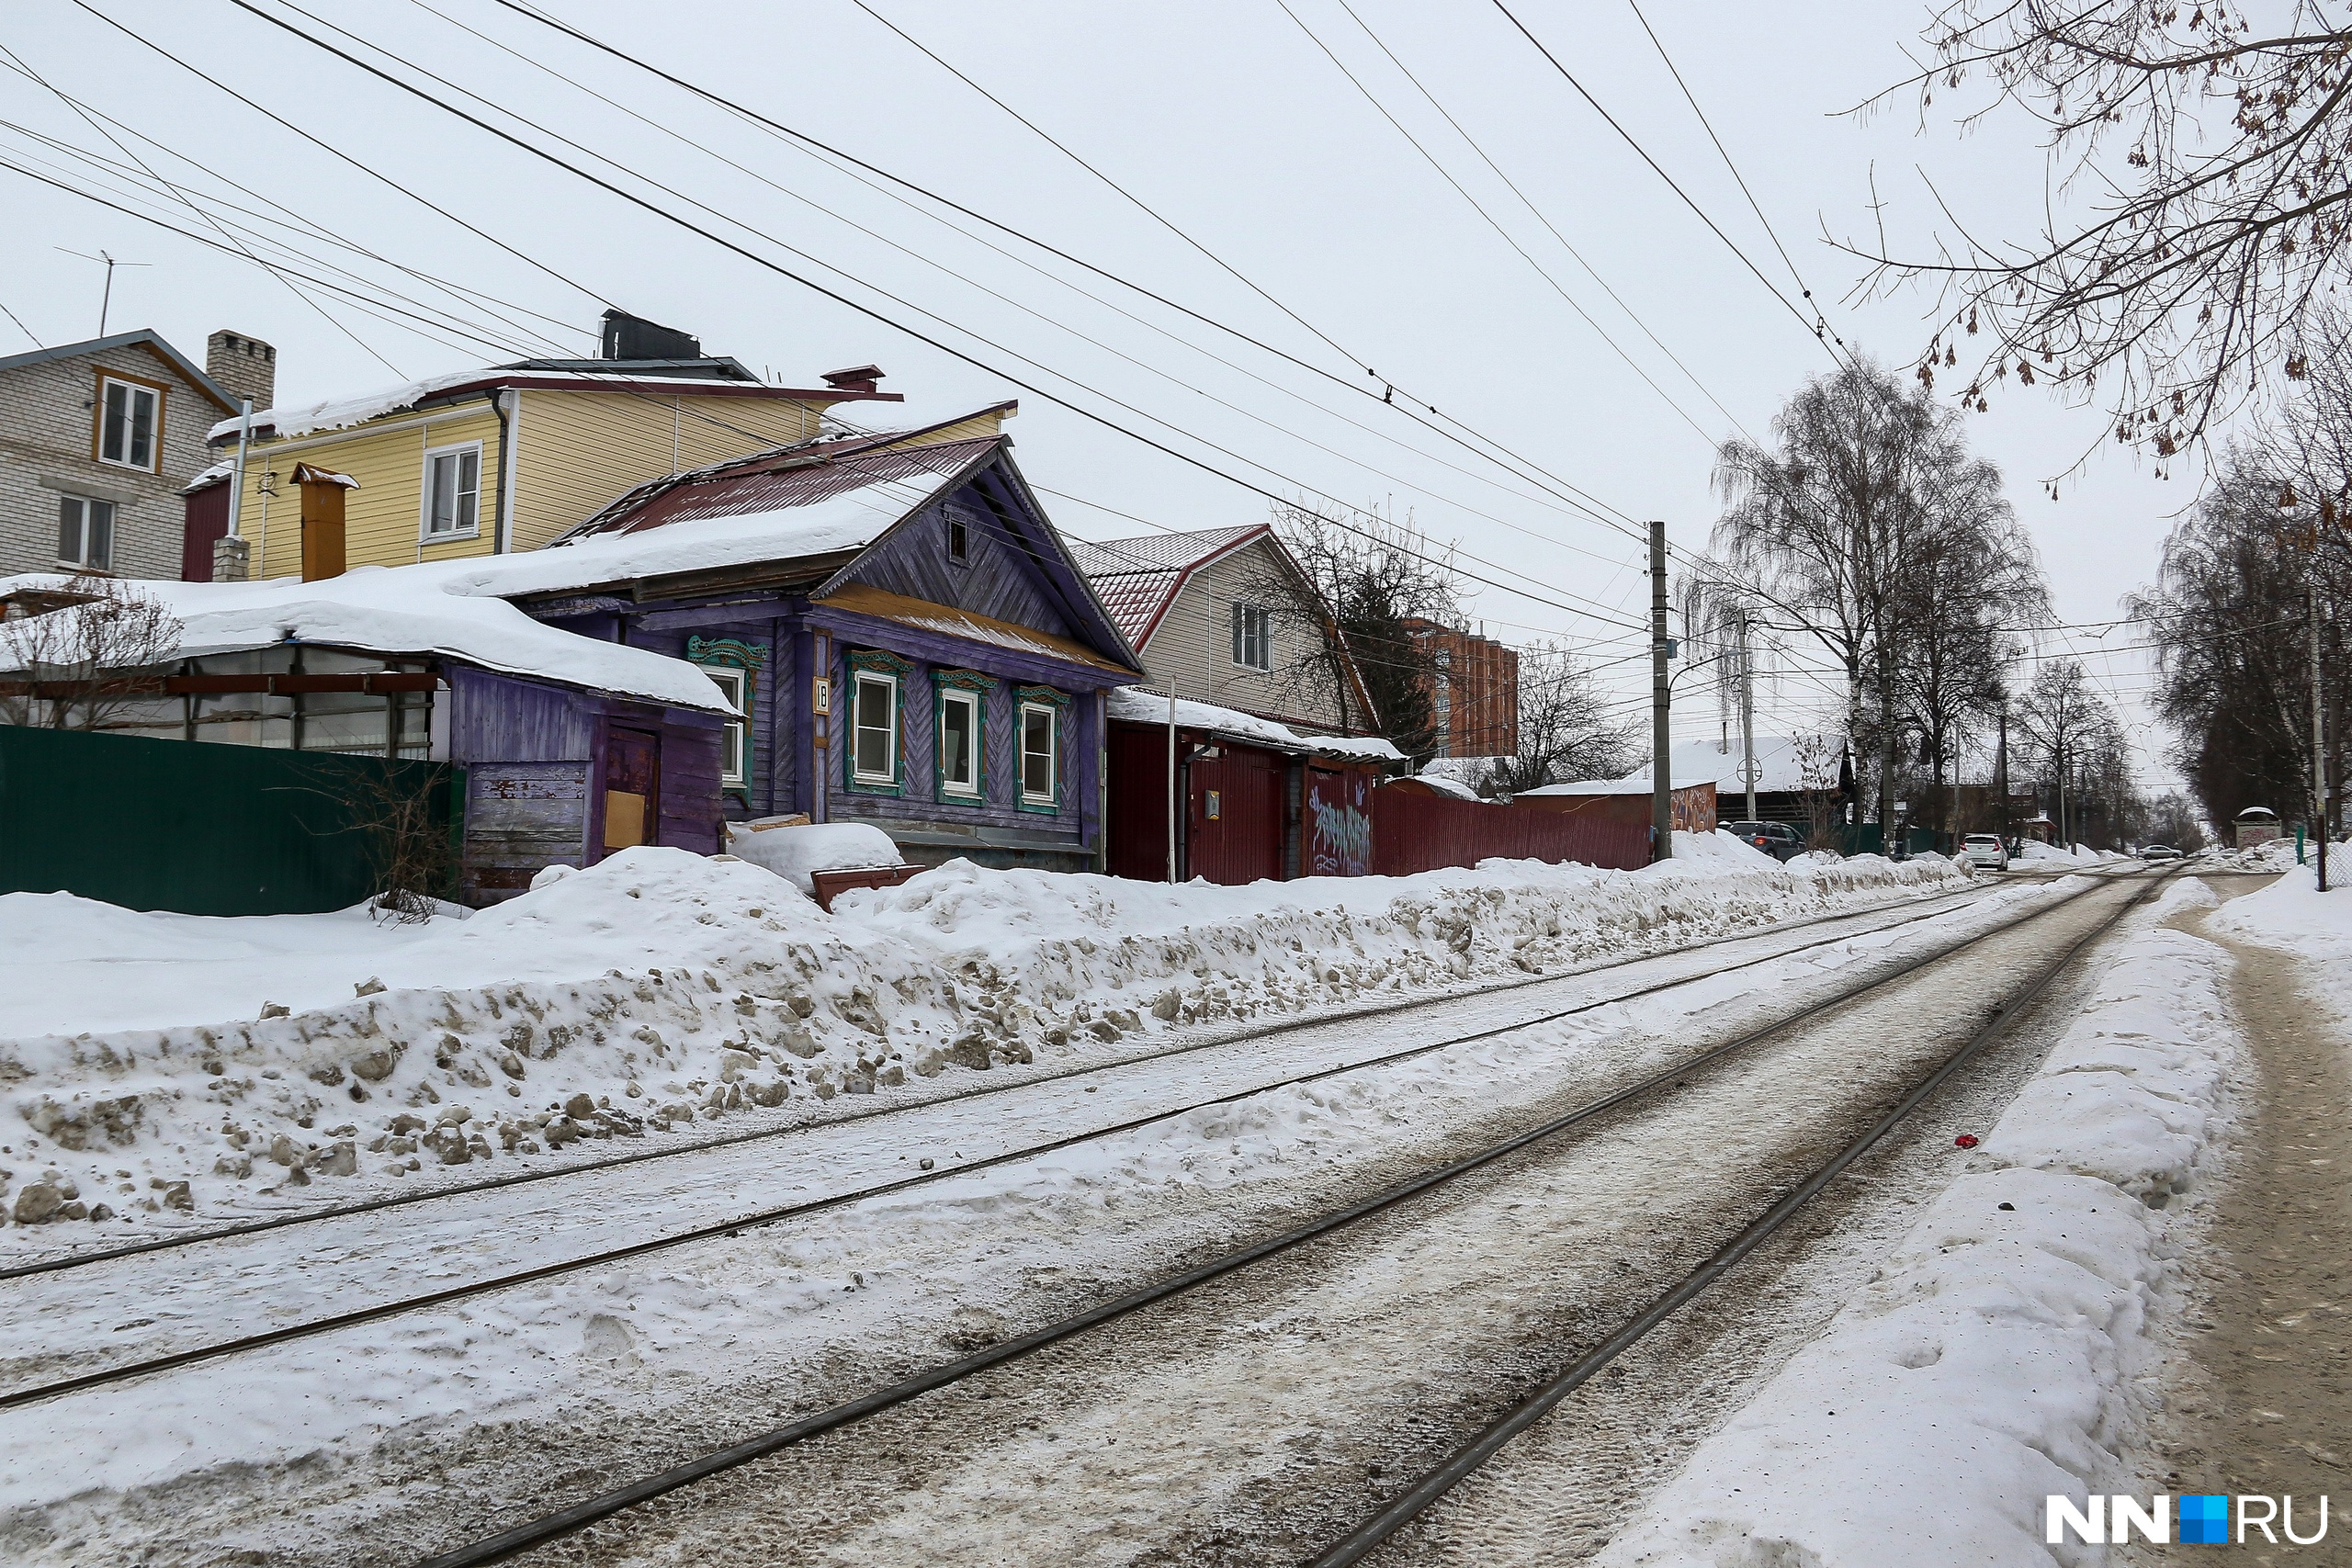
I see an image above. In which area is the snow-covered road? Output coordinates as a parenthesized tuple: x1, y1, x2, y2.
(0, 866, 2120, 1566)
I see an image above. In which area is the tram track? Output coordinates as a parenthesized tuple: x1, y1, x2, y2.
(399, 868, 2160, 1568)
(0, 875, 2007, 1284)
(0, 873, 2045, 1415)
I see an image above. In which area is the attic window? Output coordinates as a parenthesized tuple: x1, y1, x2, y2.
(947, 513, 967, 563)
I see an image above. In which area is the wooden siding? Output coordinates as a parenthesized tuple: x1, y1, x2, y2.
(447, 666, 594, 762)
(242, 403, 503, 578)
(1135, 538, 1350, 730)
(507, 389, 826, 552)
(839, 492, 1078, 639)
(463, 761, 589, 898)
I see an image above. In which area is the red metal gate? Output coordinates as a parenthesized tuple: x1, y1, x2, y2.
(1188, 744, 1283, 885)
(1304, 765, 1373, 877)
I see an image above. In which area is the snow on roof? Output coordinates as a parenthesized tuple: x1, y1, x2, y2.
(1106, 686, 1404, 762)
(206, 367, 844, 443)
(0, 570, 732, 714)
(1406, 773, 1484, 800)
(1615, 735, 1835, 795)
(182, 460, 232, 492)
(442, 465, 955, 601)
(1520, 775, 1719, 796)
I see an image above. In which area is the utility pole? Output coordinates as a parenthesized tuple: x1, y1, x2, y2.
(1650, 519, 1673, 861)
(2313, 584, 2330, 892)
(1167, 678, 1179, 884)
(1736, 607, 1759, 823)
(1996, 705, 2010, 843)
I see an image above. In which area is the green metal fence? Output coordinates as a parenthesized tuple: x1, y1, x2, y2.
(0, 726, 451, 917)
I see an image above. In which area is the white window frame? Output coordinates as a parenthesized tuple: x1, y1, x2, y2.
(1019, 699, 1059, 806)
(96, 376, 161, 473)
(420, 440, 483, 539)
(1230, 601, 1271, 671)
(938, 686, 983, 799)
(704, 666, 750, 788)
(56, 493, 116, 570)
(852, 670, 899, 785)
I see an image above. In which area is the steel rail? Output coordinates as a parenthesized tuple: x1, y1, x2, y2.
(402, 873, 2144, 1568)
(2, 878, 2004, 1282)
(0, 876, 2029, 1413)
(1306, 868, 2178, 1567)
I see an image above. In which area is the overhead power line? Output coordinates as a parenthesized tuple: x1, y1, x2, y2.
(213, 0, 1649, 633)
(1622, 0, 1849, 358)
(481, 0, 1658, 551)
(1488, 0, 1851, 368)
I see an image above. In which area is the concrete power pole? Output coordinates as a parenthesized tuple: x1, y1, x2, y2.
(2314, 584, 2330, 892)
(1651, 520, 1673, 862)
(1737, 608, 1759, 822)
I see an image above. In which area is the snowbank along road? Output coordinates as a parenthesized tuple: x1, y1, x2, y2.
(0, 864, 2162, 1566)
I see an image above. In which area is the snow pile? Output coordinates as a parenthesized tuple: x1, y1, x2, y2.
(2011, 840, 2130, 866)
(1597, 877, 2235, 1568)
(0, 842, 1963, 1243)
(725, 820, 904, 894)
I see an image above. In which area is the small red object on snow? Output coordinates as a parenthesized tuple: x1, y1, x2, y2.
(1954, 1134, 1981, 1149)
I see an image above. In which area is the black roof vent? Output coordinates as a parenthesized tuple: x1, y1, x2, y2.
(601, 310, 701, 362)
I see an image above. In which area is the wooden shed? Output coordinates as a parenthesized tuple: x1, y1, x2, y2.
(0, 566, 735, 905)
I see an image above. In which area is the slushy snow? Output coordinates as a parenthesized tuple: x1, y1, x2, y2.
(1596, 875, 2236, 1568)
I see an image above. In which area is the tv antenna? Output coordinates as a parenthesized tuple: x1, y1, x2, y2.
(56, 248, 150, 336)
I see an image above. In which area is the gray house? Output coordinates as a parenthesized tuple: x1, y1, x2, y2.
(0, 329, 264, 581)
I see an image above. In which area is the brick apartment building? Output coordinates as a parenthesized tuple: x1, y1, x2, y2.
(1409, 620, 1517, 759)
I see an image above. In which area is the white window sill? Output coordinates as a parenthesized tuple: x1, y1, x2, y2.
(941, 788, 983, 802)
(95, 457, 160, 476)
(420, 530, 482, 545)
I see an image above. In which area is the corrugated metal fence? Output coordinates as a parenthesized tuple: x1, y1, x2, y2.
(0, 726, 451, 916)
(1371, 787, 1652, 876)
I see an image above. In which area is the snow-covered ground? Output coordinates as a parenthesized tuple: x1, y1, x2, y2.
(0, 836, 1963, 1244)
(0, 859, 2036, 1562)
(1596, 874, 2239, 1568)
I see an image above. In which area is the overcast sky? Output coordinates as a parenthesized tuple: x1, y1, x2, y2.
(2, 0, 2200, 785)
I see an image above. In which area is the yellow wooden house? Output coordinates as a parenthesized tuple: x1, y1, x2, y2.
(205, 312, 920, 579)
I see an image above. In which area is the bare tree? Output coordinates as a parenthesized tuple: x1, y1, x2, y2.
(1706, 357, 2043, 830)
(1273, 501, 1460, 761)
(2013, 659, 2136, 846)
(1487, 639, 1636, 794)
(2128, 388, 2347, 832)
(1852, 4, 2352, 463)
(0, 577, 183, 730)
(1792, 731, 1850, 851)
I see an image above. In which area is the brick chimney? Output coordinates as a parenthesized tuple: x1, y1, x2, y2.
(820, 364, 885, 394)
(206, 330, 277, 411)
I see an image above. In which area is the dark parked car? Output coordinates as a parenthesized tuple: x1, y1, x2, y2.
(1727, 820, 1806, 862)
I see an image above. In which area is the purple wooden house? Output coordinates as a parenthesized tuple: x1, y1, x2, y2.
(458, 411, 1145, 872)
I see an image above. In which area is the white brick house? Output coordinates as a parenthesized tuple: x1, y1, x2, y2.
(0, 331, 239, 581)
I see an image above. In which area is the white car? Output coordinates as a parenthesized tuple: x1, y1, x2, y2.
(1961, 833, 2010, 871)
(2139, 844, 2183, 862)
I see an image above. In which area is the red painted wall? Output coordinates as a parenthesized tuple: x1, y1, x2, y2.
(181, 480, 230, 581)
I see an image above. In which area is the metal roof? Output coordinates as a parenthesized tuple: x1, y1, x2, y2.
(0, 329, 236, 412)
(1068, 524, 1270, 648)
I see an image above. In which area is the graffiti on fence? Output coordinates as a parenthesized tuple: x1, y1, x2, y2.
(1306, 768, 1373, 876)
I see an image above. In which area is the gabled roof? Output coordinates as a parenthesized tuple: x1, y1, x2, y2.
(1068, 524, 1268, 648)
(478, 422, 1140, 673)
(0, 330, 236, 413)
